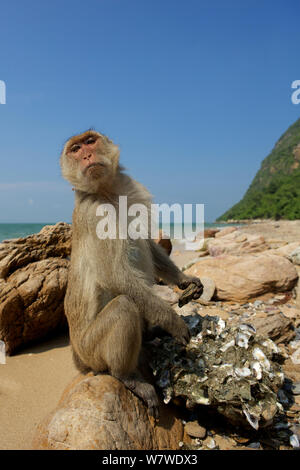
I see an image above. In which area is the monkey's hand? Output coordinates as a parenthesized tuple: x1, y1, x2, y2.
(165, 312, 191, 346)
(178, 276, 203, 301)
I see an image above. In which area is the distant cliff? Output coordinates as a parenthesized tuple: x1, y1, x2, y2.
(217, 118, 300, 221)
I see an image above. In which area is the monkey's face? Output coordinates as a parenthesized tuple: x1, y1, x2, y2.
(60, 131, 120, 193)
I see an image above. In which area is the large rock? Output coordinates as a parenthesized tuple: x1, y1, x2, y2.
(0, 223, 71, 354)
(0, 222, 71, 279)
(0, 258, 69, 354)
(33, 373, 183, 450)
(267, 242, 300, 259)
(249, 312, 295, 344)
(207, 230, 268, 256)
(203, 228, 220, 238)
(185, 254, 298, 302)
(214, 226, 237, 238)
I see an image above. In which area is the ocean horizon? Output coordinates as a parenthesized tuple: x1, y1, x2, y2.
(0, 222, 241, 243)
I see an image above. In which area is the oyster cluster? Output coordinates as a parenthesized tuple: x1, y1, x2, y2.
(148, 314, 285, 430)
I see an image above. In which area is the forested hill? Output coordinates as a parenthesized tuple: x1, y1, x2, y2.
(217, 118, 300, 221)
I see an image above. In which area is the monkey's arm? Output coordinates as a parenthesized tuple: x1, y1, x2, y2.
(101, 241, 190, 344)
(148, 239, 203, 296)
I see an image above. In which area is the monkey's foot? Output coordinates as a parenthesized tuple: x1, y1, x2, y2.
(115, 374, 159, 419)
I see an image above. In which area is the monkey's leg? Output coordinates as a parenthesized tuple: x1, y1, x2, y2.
(72, 348, 91, 374)
(115, 371, 159, 419)
(81, 295, 159, 417)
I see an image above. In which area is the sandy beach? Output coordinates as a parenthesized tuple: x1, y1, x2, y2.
(0, 220, 299, 450)
(0, 334, 77, 449)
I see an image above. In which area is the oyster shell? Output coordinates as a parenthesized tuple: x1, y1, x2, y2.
(148, 314, 285, 430)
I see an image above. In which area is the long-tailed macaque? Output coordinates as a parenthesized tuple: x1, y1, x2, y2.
(60, 130, 203, 417)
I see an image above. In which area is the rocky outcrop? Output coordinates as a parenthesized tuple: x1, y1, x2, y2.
(208, 230, 268, 256)
(0, 222, 71, 279)
(267, 242, 300, 259)
(0, 223, 71, 354)
(203, 228, 220, 238)
(214, 226, 237, 238)
(288, 247, 300, 266)
(185, 253, 298, 302)
(0, 258, 69, 355)
(33, 373, 183, 450)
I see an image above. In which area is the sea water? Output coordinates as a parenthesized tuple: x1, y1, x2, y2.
(0, 222, 240, 243)
(0, 223, 55, 242)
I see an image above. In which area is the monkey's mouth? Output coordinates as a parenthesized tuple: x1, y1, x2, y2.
(84, 162, 105, 175)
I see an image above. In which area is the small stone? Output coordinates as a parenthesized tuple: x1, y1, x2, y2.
(233, 436, 250, 444)
(288, 247, 300, 266)
(291, 347, 300, 365)
(289, 340, 300, 350)
(241, 312, 250, 319)
(174, 302, 199, 316)
(203, 437, 216, 449)
(247, 442, 261, 449)
(213, 435, 237, 450)
(265, 307, 281, 314)
(290, 434, 300, 449)
(277, 389, 290, 405)
(152, 285, 179, 304)
(291, 382, 300, 395)
(199, 277, 216, 302)
(275, 295, 286, 300)
(184, 421, 207, 439)
(273, 422, 289, 430)
(290, 424, 300, 441)
(0, 340, 5, 364)
(280, 306, 300, 319)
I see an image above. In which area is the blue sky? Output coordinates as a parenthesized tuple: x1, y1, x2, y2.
(0, 0, 299, 223)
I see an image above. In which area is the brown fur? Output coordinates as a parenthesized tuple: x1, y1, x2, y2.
(60, 131, 202, 415)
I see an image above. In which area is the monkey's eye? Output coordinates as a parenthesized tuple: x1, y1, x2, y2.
(70, 145, 80, 153)
(85, 137, 96, 145)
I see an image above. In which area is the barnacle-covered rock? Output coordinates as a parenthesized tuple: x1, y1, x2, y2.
(148, 314, 285, 430)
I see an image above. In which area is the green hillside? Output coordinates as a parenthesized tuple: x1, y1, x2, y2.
(217, 118, 300, 221)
